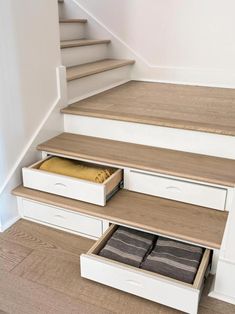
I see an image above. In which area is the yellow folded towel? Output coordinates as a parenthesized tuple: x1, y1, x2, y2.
(39, 157, 115, 183)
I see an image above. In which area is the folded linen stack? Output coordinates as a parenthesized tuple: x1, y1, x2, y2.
(141, 237, 203, 284)
(39, 157, 115, 183)
(99, 226, 156, 267)
(98, 227, 204, 284)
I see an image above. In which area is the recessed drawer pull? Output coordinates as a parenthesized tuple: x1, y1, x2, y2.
(166, 186, 181, 192)
(126, 279, 142, 287)
(53, 214, 66, 220)
(54, 183, 67, 188)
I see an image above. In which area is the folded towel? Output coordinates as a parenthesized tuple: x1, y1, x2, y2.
(99, 226, 156, 267)
(141, 237, 203, 284)
(39, 157, 115, 183)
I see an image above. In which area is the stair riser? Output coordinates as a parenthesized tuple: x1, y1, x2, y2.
(61, 44, 109, 67)
(67, 65, 132, 104)
(64, 115, 235, 159)
(59, 23, 86, 41)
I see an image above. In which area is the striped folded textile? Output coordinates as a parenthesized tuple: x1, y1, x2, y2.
(98, 226, 156, 267)
(141, 237, 203, 284)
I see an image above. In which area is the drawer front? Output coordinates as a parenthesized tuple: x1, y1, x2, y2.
(81, 225, 211, 314)
(126, 170, 227, 210)
(22, 199, 103, 238)
(22, 167, 105, 206)
(81, 254, 199, 313)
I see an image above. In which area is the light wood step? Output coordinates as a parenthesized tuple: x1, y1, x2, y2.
(66, 59, 135, 81)
(61, 39, 111, 49)
(61, 81, 235, 136)
(59, 19, 87, 24)
(37, 133, 235, 187)
(12, 185, 228, 249)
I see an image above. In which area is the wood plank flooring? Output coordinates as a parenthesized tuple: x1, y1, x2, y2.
(0, 219, 235, 314)
(37, 133, 235, 187)
(61, 81, 235, 136)
(13, 186, 228, 249)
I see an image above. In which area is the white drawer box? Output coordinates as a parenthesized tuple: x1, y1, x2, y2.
(125, 170, 227, 210)
(81, 225, 211, 314)
(21, 199, 103, 238)
(22, 157, 123, 206)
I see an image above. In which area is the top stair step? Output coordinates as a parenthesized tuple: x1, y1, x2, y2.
(37, 133, 235, 187)
(59, 19, 87, 24)
(61, 81, 235, 136)
(66, 59, 135, 81)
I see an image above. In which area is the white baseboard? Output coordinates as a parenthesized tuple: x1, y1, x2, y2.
(0, 66, 65, 231)
(0, 215, 20, 232)
(209, 290, 235, 306)
(68, 0, 235, 88)
(0, 66, 65, 196)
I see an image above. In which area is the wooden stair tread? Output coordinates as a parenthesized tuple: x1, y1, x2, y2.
(66, 59, 135, 81)
(61, 81, 235, 136)
(37, 133, 235, 187)
(61, 39, 111, 49)
(13, 185, 228, 249)
(59, 18, 87, 23)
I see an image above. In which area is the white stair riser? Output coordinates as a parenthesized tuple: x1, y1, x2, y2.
(59, 23, 86, 41)
(67, 65, 132, 104)
(62, 44, 109, 67)
(64, 115, 235, 159)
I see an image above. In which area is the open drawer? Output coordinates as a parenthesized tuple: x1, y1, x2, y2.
(81, 224, 211, 314)
(22, 157, 123, 206)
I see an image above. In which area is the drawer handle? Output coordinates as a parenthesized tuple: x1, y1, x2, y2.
(126, 279, 142, 287)
(53, 214, 66, 220)
(166, 186, 181, 192)
(54, 183, 67, 188)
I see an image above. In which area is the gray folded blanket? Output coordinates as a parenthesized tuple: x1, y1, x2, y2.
(99, 226, 156, 267)
(141, 237, 203, 284)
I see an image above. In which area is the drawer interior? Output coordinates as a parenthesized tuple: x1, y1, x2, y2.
(28, 156, 123, 186)
(87, 224, 211, 289)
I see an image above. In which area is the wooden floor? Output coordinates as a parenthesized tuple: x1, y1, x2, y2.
(1, 220, 235, 314)
(61, 81, 235, 136)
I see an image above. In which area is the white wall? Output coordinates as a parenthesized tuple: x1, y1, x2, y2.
(0, 0, 63, 230)
(73, 0, 235, 87)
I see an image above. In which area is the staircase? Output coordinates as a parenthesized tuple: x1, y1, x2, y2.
(58, 8, 135, 103)
(12, 0, 235, 312)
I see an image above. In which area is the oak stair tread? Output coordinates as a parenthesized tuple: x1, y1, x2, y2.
(13, 185, 228, 249)
(66, 59, 135, 81)
(37, 133, 235, 187)
(61, 39, 111, 49)
(61, 81, 235, 136)
(59, 18, 87, 24)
